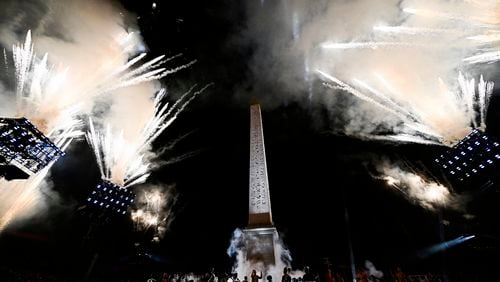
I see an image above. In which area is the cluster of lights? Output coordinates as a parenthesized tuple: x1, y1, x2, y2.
(0, 118, 64, 174)
(435, 129, 500, 182)
(87, 180, 135, 215)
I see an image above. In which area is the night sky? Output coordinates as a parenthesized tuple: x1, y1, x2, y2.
(1, 0, 500, 281)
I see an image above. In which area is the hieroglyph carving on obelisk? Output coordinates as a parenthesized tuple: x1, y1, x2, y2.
(248, 104, 273, 226)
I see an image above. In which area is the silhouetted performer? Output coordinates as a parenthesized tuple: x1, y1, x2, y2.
(251, 270, 262, 282)
(302, 267, 315, 282)
(282, 267, 291, 282)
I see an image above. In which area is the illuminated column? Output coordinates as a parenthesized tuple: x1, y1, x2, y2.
(243, 103, 278, 273)
(248, 103, 273, 228)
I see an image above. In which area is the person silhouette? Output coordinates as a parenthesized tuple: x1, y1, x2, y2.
(282, 267, 291, 282)
(251, 270, 262, 282)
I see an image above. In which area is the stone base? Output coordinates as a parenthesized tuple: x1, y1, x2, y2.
(243, 227, 278, 269)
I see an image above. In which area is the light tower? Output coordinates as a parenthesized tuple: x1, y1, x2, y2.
(434, 129, 500, 191)
(243, 103, 279, 271)
(0, 118, 65, 180)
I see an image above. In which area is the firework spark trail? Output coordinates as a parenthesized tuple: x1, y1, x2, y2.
(0, 165, 51, 232)
(400, 4, 500, 64)
(353, 133, 443, 146)
(467, 33, 500, 43)
(100, 53, 197, 95)
(86, 84, 212, 188)
(378, 10, 500, 64)
(317, 70, 493, 146)
(330, 30, 500, 65)
(320, 41, 426, 49)
(11, 31, 83, 149)
(402, 7, 498, 27)
(8, 31, 195, 150)
(120, 53, 191, 82)
(352, 78, 422, 122)
(0, 36, 189, 229)
(0, 0, 197, 232)
(318, 70, 444, 143)
(402, 8, 467, 22)
(464, 51, 500, 64)
(12, 31, 34, 99)
(314, 0, 500, 128)
(373, 25, 463, 36)
(478, 75, 494, 128)
(317, 70, 408, 120)
(3, 49, 8, 71)
(372, 72, 440, 138)
(144, 83, 213, 147)
(373, 25, 500, 48)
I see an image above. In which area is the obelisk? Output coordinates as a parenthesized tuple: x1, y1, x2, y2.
(243, 103, 278, 269)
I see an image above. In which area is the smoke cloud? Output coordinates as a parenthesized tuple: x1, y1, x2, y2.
(227, 228, 303, 282)
(237, 0, 499, 145)
(131, 184, 177, 242)
(376, 160, 468, 211)
(235, 0, 495, 212)
(364, 260, 384, 280)
(0, 0, 147, 121)
(0, 0, 173, 231)
(0, 166, 66, 232)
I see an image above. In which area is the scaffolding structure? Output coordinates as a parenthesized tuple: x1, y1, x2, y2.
(87, 180, 135, 215)
(0, 118, 64, 180)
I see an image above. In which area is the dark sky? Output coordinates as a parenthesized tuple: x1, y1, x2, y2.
(1, 0, 500, 281)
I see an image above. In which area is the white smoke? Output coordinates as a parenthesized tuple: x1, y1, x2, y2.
(86, 84, 209, 188)
(364, 260, 383, 280)
(227, 228, 303, 281)
(0, 0, 192, 138)
(0, 0, 190, 231)
(1, 0, 140, 115)
(0, 166, 54, 232)
(131, 184, 177, 242)
(376, 161, 467, 211)
(238, 0, 500, 145)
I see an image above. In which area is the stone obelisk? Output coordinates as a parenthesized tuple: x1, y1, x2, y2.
(243, 103, 278, 269)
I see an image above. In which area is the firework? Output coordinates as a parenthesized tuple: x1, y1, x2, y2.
(318, 70, 493, 147)
(320, 41, 426, 50)
(309, 0, 500, 147)
(372, 25, 462, 36)
(131, 186, 177, 242)
(86, 84, 211, 188)
(0, 0, 199, 231)
(9, 31, 196, 150)
(11, 31, 82, 149)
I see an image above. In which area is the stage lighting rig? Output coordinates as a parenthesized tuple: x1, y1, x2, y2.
(0, 118, 64, 180)
(86, 180, 135, 215)
(435, 129, 500, 187)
